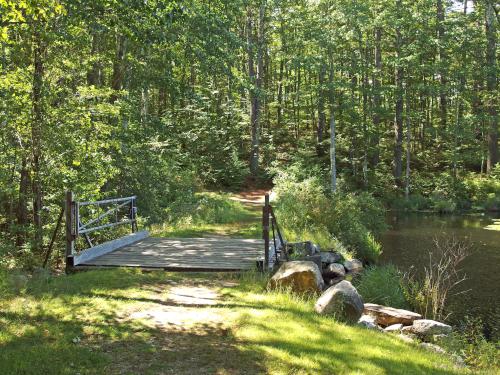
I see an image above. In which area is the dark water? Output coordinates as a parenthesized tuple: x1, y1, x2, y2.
(380, 212, 500, 340)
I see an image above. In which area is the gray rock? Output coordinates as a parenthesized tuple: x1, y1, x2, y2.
(325, 276, 345, 288)
(297, 255, 322, 270)
(407, 319, 452, 338)
(311, 244, 321, 255)
(344, 259, 363, 273)
(384, 323, 404, 332)
(358, 315, 381, 330)
(322, 263, 346, 278)
(320, 251, 342, 265)
(314, 280, 364, 323)
(363, 303, 422, 327)
(268, 261, 324, 293)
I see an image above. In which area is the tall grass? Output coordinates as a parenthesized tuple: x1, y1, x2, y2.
(353, 265, 410, 309)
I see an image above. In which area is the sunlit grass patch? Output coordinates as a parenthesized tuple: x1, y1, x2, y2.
(0, 268, 472, 374)
(224, 272, 467, 375)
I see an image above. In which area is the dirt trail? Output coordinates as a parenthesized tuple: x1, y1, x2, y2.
(108, 190, 269, 373)
(110, 277, 261, 374)
(229, 188, 270, 207)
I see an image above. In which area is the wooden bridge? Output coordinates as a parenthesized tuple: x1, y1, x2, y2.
(63, 192, 283, 272)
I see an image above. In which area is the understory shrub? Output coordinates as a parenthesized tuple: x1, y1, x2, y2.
(166, 192, 251, 225)
(353, 265, 409, 309)
(377, 168, 500, 213)
(272, 169, 386, 263)
(440, 316, 500, 371)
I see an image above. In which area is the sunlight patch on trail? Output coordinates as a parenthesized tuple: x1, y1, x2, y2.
(127, 285, 235, 332)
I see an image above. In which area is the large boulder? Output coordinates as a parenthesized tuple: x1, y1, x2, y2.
(406, 319, 452, 338)
(344, 259, 363, 274)
(363, 303, 422, 327)
(320, 251, 342, 265)
(322, 263, 346, 279)
(268, 261, 324, 293)
(314, 280, 364, 322)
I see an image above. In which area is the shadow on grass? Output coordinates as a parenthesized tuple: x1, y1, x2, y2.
(0, 270, 265, 375)
(1, 269, 464, 374)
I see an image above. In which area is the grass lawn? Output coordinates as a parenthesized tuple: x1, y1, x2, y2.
(0, 268, 470, 375)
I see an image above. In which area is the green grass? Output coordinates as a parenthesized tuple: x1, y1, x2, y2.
(0, 268, 476, 374)
(353, 265, 410, 309)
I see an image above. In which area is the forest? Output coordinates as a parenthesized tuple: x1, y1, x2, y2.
(0, 0, 498, 262)
(0, 1, 499, 374)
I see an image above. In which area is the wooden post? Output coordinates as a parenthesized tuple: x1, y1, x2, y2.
(130, 198, 137, 233)
(262, 194, 270, 271)
(42, 206, 64, 268)
(65, 191, 75, 270)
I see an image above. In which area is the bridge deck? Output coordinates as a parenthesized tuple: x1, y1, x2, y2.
(77, 237, 264, 271)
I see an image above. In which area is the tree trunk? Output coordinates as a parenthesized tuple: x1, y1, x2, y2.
(248, 3, 265, 176)
(485, 0, 498, 172)
(394, 4, 404, 186)
(87, 30, 101, 86)
(437, 0, 447, 130)
(316, 64, 326, 156)
(328, 54, 336, 193)
(277, 58, 284, 128)
(371, 27, 382, 166)
(405, 89, 411, 199)
(31, 27, 45, 253)
(111, 33, 127, 102)
(16, 157, 30, 247)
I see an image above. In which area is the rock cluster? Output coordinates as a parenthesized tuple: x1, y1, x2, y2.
(359, 303, 452, 341)
(268, 245, 367, 323)
(268, 246, 454, 355)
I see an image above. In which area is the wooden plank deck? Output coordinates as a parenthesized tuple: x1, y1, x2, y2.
(77, 237, 264, 271)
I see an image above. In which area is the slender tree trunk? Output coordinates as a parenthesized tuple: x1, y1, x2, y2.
(485, 0, 498, 172)
(16, 157, 30, 247)
(31, 27, 45, 253)
(316, 64, 326, 156)
(328, 54, 336, 193)
(87, 30, 101, 86)
(394, 4, 404, 186)
(362, 38, 369, 185)
(111, 33, 127, 102)
(372, 27, 382, 166)
(277, 58, 284, 128)
(248, 5, 264, 176)
(405, 89, 411, 199)
(437, 0, 447, 130)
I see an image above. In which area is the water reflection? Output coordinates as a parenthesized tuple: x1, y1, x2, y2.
(380, 212, 500, 340)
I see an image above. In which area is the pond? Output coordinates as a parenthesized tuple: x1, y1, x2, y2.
(380, 212, 500, 340)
